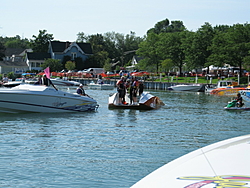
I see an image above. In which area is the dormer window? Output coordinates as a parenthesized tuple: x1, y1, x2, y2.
(71, 52, 77, 60)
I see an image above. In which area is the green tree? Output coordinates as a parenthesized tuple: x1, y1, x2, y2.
(4, 35, 30, 48)
(74, 57, 84, 70)
(209, 23, 250, 76)
(158, 32, 186, 75)
(7, 72, 16, 80)
(0, 41, 5, 60)
(161, 59, 174, 72)
(103, 59, 112, 71)
(137, 32, 161, 72)
(76, 32, 89, 42)
(41, 58, 62, 72)
(31, 30, 54, 52)
(184, 23, 215, 72)
(147, 18, 186, 34)
(65, 61, 76, 71)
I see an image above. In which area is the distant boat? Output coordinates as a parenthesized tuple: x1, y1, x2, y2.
(168, 84, 205, 92)
(239, 88, 250, 102)
(88, 82, 114, 90)
(206, 80, 245, 95)
(132, 134, 250, 188)
(50, 78, 81, 86)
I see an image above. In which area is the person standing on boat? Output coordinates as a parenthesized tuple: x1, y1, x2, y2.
(131, 78, 139, 104)
(125, 79, 133, 104)
(138, 80, 144, 96)
(40, 74, 58, 90)
(116, 76, 126, 105)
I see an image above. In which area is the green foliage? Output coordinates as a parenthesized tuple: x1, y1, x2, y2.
(161, 59, 174, 72)
(30, 30, 54, 52)
(41, 58, 62, 72)
(0, 41, 5, 60)
(185, 23, 215, 70)
(137, 32, 161, 72)
(65, 61, 76, 71)
(74, 57, 84, 70)
(7, 72, 16, 80)
(147, 19, 186, 34)
(4, 35, 30, 48)
(83, 31, 143, 68)
(103, 59, 112, 71)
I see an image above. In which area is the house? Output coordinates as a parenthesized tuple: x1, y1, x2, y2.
(126, 55, 143, 70)
(0, 48, 31, 74)
(25, 52, 51, 71)
(48, 41, 93, 62)
(24, 41, 93, 71)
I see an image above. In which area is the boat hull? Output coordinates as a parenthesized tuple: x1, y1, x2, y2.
(50, 78, 81, 86)
(108, 92, 164, 110)
(210, 87, 245, 95)
(240, 90, 250, 102)
(0, 85, 98, 113)
(224, 107, 250, 110)
(168, 84, 204, 92)
(132, 134, 250, 188)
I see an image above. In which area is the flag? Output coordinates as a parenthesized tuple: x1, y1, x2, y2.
(44, 67, 50, 79)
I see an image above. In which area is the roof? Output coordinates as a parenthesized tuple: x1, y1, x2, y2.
(27, 52, 51, 60)
(5, 48, 26, 56)
(0, 61, 27, 67)
(50, 41, 93, 54)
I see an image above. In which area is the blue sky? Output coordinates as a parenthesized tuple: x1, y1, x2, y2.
(0, 0, 249, 41)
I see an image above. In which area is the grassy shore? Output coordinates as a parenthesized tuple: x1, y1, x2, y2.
(153, 76, 245, 85)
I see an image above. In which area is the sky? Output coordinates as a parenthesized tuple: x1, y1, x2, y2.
(0, 0, 249, 42)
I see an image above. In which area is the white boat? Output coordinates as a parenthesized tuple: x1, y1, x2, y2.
(0, 84, 98, 113)
(50, 78, 81, 86)
(239, 88, 250, 102)
(2, 78, 38, 88)
(108, 92, 164, 110)
(88, 82, 114, 90)
(132, 134, 250, 188)
(3, 80, 24, 88)
(168, 84, 204, 92)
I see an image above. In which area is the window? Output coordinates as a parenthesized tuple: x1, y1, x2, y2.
(71, 52, 77, 60)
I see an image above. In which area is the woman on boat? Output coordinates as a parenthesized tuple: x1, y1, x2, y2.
(131, 78, 139, 104)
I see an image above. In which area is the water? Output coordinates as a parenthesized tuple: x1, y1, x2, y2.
(0, 87, 250, 188)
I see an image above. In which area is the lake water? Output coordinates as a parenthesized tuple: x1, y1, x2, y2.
(0, 87, 250, 188)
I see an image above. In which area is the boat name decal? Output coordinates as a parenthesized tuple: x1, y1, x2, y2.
(52, 102, 67, 107)
(178, 175, 250, 188)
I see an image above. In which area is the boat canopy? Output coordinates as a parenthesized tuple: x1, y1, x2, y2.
(22, 73, 36, 76)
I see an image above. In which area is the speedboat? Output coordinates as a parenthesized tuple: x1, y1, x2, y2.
(0, 84, 98, 113)
(239, 87, 250, 102)
(168, 84, 204, 92)
(88, 82, 114, 90)
(50, 78, 81, 86)
(3, 78, 38, 88)
(207, 80, 245, 95)
(131, 134, 250, 188)
(108, 92, 164, 110)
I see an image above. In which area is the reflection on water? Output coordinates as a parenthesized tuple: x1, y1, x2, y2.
(0, 88, 250, 187)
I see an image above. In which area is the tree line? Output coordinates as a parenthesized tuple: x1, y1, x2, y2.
(0, 18, 250, 76)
